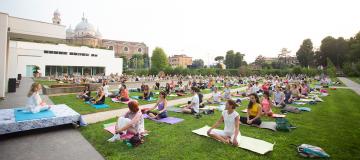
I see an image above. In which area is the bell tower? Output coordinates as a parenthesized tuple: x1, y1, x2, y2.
(52, 9, 61, 24)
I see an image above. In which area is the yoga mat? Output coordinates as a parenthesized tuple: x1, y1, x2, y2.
(85, 101, 109, 109)
(14, 109, 55, 122)
(297, 99, 314, 102)
(192, 126, 274, 154)
(298, 107, 311, 112)
(143, 114, 184, 124)
(103, 122, 116, 128)
(168, 94, 178, 97)
(167, 107, 183, 113)
(241, 122, 277, 131)
(111, 98, 132, 104)
(104, 125, 116, 134)
(294, 102, 306, 105)
(131, 96, 157, 102)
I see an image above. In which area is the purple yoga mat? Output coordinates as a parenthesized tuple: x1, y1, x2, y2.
(143, 114, 184, 124)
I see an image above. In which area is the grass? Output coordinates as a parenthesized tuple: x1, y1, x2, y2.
(348, 77, 360, 85)
(79, 89, 360, 160)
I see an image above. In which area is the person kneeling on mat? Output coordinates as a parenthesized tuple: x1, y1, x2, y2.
(207, 99, 240, 146)
(240, 93, 262, 126)
(108, 101, 146, 142)
(144, 91, 168, 119)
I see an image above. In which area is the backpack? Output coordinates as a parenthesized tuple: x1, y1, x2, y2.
(297, 144, 330, 158)
(275, 118, 295, 132)
(129, 133, 144, 147)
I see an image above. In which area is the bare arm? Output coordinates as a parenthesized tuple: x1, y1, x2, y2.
(116, 112, 141, 133)
(159, 100, 167, 113)
(209, 116, 224, 130)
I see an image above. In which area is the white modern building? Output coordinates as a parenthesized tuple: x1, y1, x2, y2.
(0, 11, 123, 98)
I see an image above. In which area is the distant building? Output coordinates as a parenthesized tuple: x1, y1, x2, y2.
(66, 13, 148, 59)
(169, 54, 192, 68)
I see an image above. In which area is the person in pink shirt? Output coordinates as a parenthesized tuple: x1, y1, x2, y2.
(261, 91, 273, 116)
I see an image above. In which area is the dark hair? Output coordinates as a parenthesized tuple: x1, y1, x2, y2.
(248, 93, 260, 109)
(191, 86, 200, 93)
(128, 101, 139, 113)
(160, 91, 167, 98)
(122, 84, 127, 89)
(263, 91, 270, 100)
(227, 99, 238, 109)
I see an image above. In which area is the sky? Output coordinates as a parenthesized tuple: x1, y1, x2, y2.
(1, 0, 360, 64)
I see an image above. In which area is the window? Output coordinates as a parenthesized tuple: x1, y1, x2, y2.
(44, 50, 48, 53)
(49, 51, 53, 54)
(124, 47, 129, 52)
(138, 48, 142, 53)
(109, 46, 113, 50)
(54, 51, 58, 54)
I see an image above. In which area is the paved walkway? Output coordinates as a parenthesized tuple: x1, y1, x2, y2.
(0, 78, 104, 160)
(338, 77, 360, 95)
(83, 86, 247, 124)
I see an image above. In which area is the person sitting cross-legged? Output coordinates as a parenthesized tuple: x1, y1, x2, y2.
(144, 91, 168, 119)
(207, 99, 240, 146)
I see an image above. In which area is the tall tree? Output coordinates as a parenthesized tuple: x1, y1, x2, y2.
(191, 59, 204, 68)
(296, 39, 315, 67)
(143, 53, 150, 68)
(225, 50, 235, 68)
(130, 54, 144, 69)
(151, 47, 169, 71)
(234, 52, 245, 68)
(255, 55, 266, 68)
(120, 56, 128, 70)
(348, 32, 360, 62)
(319, 36, 349, 67)
(214, 56, 224, 63)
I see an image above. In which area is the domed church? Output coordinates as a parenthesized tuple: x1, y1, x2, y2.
(62, 11, 148, 59)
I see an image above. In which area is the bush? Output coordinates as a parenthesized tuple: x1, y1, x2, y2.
(326, 58, 337, 78)
(343, 62, 359, 77)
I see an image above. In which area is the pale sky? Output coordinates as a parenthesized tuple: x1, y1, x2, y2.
(1, 0, 360, 64)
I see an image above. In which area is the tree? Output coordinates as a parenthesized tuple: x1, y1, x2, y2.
(225, 50, 235, 68)
(296, 39, 315, 67)
(143, 53, 150, 68)
(129, 54, 144, 69)
(191, 59, 204, 68)
(120, 56, 128, 70)
(254, 55, 266, 67)
(214, 56, 224, 63)
(151, 47, 169, 71)
(319, 36, 349, 67)
(234, 52, 245, 68)
(348, 32, 360, 62)
(326, 58, 336, 78)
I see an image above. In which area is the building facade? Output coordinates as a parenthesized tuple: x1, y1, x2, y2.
(66, 14, 148, 60)
(0, 11, 123, 98)
(169, 54, 192, 68)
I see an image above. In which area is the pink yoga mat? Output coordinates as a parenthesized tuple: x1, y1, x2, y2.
(104, 125, 135, 139)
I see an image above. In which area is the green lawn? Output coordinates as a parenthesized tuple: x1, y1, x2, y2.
(79, 89, 360, 159)
(349, 77, 360, 85)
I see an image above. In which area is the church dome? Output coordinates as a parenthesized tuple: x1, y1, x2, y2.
(74, 14, 96, 37)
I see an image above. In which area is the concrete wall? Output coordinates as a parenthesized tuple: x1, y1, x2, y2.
(8, 41, 123, 78)
(0, 13, 9, 97)
(8, 16, 65, 40)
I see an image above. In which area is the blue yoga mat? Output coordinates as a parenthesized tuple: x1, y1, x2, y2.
(131, 96, 157, 101)
(14, 109, 55, 122)
(298, 107, 311, 112)
(85, 101, 109, 109)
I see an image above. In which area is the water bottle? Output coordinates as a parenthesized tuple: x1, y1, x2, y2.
(123, 140, 133, 148)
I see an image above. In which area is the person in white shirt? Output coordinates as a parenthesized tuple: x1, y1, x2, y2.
(25, 83, 50, 113)
(222, 85, 232, 100)
(182, 87, 200, 114)
(207, 99, 240, 146)
(207, 87, 222, 104)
